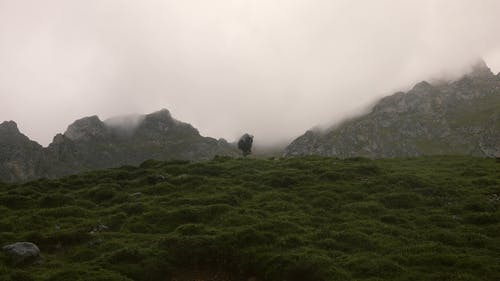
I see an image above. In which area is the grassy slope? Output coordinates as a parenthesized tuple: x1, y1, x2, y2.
(0, 156, 499, 281)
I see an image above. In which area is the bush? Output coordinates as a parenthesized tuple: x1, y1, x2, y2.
(38, 206, 89, 218)
(381, 192, 421, 209)
(344, 201, 386, 216)
(263, 171, 300, 188)
(39, 193, 74, 208)
(0, 195, 33, 209)
(356, 164, 382, 176)
(380, 215, 407, 225)
(88, 185, 119, 203)
(407, 253, 459, 267)
(462, 197, 497, 212)
(464, 212, 499, 225)
(319, 171, 343, 181)
(5, 270, 35, 281)
(175, 223, 211, 236)
(261, 251, 345, 281)
(46, 267, 132, 281)
(333, 230, 377, 251)
(345, 254, 403, 278)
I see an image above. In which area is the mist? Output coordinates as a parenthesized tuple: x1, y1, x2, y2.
(1, 0, 500, 147)
(104, 114, 146, 137)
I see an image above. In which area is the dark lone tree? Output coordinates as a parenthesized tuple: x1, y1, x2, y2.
(238, 134, 254, 157)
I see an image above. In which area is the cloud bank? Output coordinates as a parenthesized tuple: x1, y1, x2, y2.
(1, 0, 500, 146)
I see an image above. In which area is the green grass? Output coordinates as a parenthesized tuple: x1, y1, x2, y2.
(0, 156, 499, 281)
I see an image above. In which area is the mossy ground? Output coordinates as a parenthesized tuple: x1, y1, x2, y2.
(0, 156, 499, 281)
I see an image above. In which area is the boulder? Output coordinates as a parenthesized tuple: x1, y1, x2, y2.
(2, 242, 40, 265)
(238, 133, 254, 156)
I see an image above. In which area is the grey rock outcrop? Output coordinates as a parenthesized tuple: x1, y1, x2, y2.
(64, 115, 109, 141)
(285, 60, 500, 158)
(0, 109, 238, 182)
(2, 242, 41, 265)
(0, 121, 46, 182)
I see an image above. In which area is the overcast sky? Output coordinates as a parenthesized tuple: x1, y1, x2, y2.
(1, 0, 500, 146)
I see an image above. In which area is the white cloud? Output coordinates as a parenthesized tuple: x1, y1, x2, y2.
(1, 0, 500, 146)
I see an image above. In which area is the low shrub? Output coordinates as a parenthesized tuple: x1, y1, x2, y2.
(381, 192, 421, 209)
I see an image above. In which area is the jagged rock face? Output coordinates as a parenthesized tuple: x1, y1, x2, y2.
(0, 121, 45, 182)
(134, 109, 200, 142)
(64, 115, 109, 141)
(0, 109, 238, 182)
(285, 61, 500, 158)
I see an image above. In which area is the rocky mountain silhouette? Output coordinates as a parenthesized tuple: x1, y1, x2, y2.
(285, 60, 500, 158)
(0, 109, 238, 182)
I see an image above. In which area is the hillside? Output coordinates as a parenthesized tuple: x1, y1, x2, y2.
(285, 60, 500, 158)
(0, 109, 238, 182)
(1, 156, 499, 281)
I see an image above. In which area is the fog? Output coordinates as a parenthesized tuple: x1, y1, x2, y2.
(104, 114, 145, 137)
(1, 0, 500, 146)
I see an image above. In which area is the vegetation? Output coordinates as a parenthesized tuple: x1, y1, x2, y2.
(0, 156, 499, 281)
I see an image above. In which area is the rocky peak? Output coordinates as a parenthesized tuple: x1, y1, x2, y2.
(138, 108, 199, 136)
(285, 59, 500, 159)
(465, 59, 494, 79)
(412, 81, 433, 91)
(0, 120, 38, 146)
(149, 108, 172, 117)
(51, 133, 71, 145)
(0, 121, 20, 136)
(371, 80, 438, 114)
(64, 115, 108, 141)
(146, 108, 172, 122)
(143, 109, 173, 123)
(0, 108, 239, 182)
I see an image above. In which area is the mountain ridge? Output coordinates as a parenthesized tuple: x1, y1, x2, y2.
(0, 109, 238, 182)
(285, 60, 500, 158)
